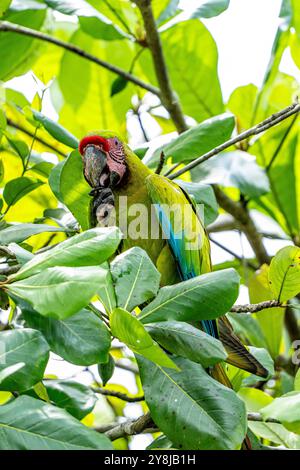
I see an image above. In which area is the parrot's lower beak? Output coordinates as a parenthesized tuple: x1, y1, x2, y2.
(82, 144, 110, 191)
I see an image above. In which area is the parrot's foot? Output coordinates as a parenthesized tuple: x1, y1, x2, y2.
(91, 187, 116, 227)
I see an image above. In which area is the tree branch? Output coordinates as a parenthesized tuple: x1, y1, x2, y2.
(209, 236, 258, 270)
(6, 118, 68, 158)
(155, 151, 166, 175)
(231, 300, 282, 314)
(168, 102, 300, 180)
(115, 360, 139, 375)
(134, 0, 188, 133)
(93, 387, 144, 402)
(0, 21, 160, 98)
(212, 185, 270, 265)
(247, 412, 280, 424)
(104, 412, 156, 440)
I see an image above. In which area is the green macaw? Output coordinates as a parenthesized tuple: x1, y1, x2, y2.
(78, 131, 268, 382)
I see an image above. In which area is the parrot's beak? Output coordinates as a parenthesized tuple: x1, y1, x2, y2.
(82, 144, 110, 191)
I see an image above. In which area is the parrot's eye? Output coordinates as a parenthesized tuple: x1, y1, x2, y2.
(114, 138, 119, 146)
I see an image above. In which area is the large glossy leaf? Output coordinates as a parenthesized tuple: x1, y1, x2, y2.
(54, 28, 135, 137)
(139, 268, 240, 324)
(32, 110, 78, 149)
(261, 392, 300, 434)
(268, 246, 300, 302)
(44, 379, 97, 420)
(0, 223, 67, 244)
(110, 308, 178, 369)
(145, 114, 235, 167)
(7, 266, 108, 319)
(3, 176, 44, 206)
(0, 328, 49, 392)
(49, 150, 90, 230)
(138, 355, 247, 450)
(249, 265, 284, 358)
(141, 19, 223, 122)
(191, 150, 270, 198)
(146, 321, 227, 367)
(191, 0, 230, 19)
(0, 0, 11, 17)
(175, 180, 218, 225)
(44, 0, 125, 40)
(0, 395, 112, 449)
(0, 6, 46, 80)
(227, 84, 258, 130)
(23, 305, 111, 366)
(0, 363, 25, 384)
(12, 227, 122, 281)
(239, 387, 300, 449)
(110, 247, 160, 312)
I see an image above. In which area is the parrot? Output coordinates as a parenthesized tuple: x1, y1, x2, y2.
(78, 131, 268, 383)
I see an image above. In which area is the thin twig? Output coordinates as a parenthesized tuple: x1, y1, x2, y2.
(7, 118, 68, 157)
(0, 21, 160, 98)
(213, 186, 270, 265)
(169, 102, 300, 180)
(105, 413, 155, 440)
(210, 237, 258, 270)
(155, 151, 165, 174)
(115, 360, 139, 375)
(231, 300, 283, 314)
(93, 387, 144, 402)
(247, 412, 280, 424)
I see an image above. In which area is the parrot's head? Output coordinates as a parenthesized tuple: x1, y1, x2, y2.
(79, 131, 127, 191)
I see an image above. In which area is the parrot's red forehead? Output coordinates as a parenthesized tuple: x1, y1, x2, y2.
(79, 135, 110, 155)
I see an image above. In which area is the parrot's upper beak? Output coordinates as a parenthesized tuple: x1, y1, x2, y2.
(82, 144, 110, 191)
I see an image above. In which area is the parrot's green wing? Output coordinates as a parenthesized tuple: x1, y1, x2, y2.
(146, 173, 216, 337)
(146, 174, 268, 378)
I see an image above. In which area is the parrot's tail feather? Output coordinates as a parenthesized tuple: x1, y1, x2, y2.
(210, 362, 232, 388)
(218, 316, 269, 378)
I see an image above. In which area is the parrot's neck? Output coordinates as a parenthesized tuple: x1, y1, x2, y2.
(113, 150, 165, 263)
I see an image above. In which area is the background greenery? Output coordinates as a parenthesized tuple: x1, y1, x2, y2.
(0, 0, 300, 450)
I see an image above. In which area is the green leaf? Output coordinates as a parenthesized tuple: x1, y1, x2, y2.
(49, 150, 90, 230)
(191, 150, 270, 198)
(110, 247, 161, 312)
(227, 84, 258, 130)
(261, 392, 300, 434)
(0, 395, 112, 449)
(137, 355, 247, 450)
(23, 305, 111, 366)
(268, 246, 300, 302)
(98, 354, 115, 386)
(249, 264, 284, 358)
(139, 268, 240, 324)
(295, 369, 300, 391)
(0, 328, 49, 392)
(175, 180, 219, 225)
(6, 137, 29, 161)
(0, 363, 25, 384)
(146, 114, 235, 167)
(44, 379, 97, 420)
(44, 0, 125, 41)
(0, 7, 46, 80)
(110, 308, 178, 369)
(191, 0, 230, 19)
(32, 110, 78, 149)
(146, 321, 227, 367)
(0, 108, 7, 129)
(3, 177, 44, 206)
(0, 0, 11, 17)
(13, 227, 122, 281)
(110, 76, 128, 97)
(7, 266, 108, 319)
(0, 223, 68, 244)
(239, 387, 300, 449)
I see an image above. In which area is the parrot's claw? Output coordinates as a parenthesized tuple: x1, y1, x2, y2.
(90, 187, 115, 228)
